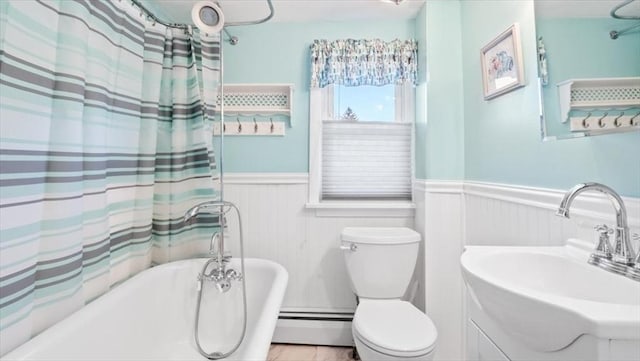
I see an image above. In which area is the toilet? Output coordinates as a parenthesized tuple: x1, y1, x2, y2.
(341, 227, 437, 361)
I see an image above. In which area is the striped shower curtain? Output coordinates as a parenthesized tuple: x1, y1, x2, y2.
(0, 0, 221, 355)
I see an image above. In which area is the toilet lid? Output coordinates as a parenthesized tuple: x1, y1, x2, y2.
(353, 300, 437, 357)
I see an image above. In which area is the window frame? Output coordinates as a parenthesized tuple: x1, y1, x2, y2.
(307, 83, 416, 214)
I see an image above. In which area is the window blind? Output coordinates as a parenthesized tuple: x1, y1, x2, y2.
(322, 121, 412, 200)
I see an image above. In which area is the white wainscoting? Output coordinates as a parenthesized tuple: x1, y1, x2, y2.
(220, 173, 415, 345)
(415, 179, 640, 361)
(217, 175, 638, 351)
(414, 181, 466, 361)
(465, 181, 640, 247)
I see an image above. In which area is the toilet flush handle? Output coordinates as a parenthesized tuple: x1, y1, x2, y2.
(340, 243, 358, 252)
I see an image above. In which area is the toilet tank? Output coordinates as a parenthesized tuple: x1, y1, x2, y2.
(341, 227, 421, 299)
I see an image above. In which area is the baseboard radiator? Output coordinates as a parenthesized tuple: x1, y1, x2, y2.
(272, 311, 355, 346)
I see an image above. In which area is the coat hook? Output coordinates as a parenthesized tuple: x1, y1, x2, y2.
(270, 118, 275, 133)
(614, 112, 624, 127)
(597, 112, 608, 128)
(237, 118, 242, 133)
(582, 112, 592, 129)
(632, 112, 640, 126)
(253, 118, 258, 133)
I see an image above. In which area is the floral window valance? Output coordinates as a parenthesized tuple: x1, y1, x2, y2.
(310, 39, 418, 88)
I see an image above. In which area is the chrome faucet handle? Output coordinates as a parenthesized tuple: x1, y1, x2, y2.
(594, 224, 613, 234)
(225, 268, 243, 281)
(612, 227, 634, 265)
(593, 224, 614, 258)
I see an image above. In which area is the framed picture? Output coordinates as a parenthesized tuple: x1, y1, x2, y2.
(480, 23, 526, 100)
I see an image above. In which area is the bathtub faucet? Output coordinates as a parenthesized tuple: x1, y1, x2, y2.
(184, 201, 228, 265)
(209, 231, 231, 263)
(189, 199, 248, 359)
(198, 260, 243, 293)
(185, 201, 244, 293)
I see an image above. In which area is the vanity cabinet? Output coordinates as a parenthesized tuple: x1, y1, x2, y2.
(465, 295, 640, 361)
(467, 319, 509, 361)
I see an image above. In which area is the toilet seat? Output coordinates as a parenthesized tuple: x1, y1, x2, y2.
(353, 299, 437, 358)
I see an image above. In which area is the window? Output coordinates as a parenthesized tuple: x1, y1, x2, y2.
(308, 38, 417, 208)
(333, 84, 396, 122)
(309, 84, 414, 203)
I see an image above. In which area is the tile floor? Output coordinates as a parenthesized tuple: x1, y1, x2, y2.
(268, 344, 356, 361)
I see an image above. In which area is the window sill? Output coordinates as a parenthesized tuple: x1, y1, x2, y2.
(305, 200, 415, 218)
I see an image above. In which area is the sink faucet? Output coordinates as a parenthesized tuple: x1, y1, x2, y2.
(557, 183, 639, 282)
(556, 182, 634, 264)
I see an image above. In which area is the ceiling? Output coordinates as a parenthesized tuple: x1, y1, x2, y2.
(143, 0, 426, 25)
(535, 0, 640, 18)
(141, 0, 640, 25)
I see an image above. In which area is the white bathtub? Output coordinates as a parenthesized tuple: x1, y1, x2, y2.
(2, 258, 288, 361)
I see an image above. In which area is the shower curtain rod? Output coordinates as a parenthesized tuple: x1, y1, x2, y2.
(129, 0, 275, 45)
(609, 0, 640, 39)
(610, 0, 640, 20)
(610, 22, 640, 39)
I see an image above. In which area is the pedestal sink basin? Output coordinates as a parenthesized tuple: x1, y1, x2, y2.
(461, 239, 640, 352)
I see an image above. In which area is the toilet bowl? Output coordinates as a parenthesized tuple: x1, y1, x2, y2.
(353, 299, 437, 360)
(341, 227, 438, 361)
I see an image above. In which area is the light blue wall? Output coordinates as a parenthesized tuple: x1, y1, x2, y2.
(219, 20, 415, 173)
(414, 5, 428, 179)
(459, 0, 640, 197)
(142, 0, 639, 197)
(415, 0, 465, 180)
(537, 17, 640, 135)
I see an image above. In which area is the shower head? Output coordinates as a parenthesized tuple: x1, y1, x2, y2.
(191, 1, 225, 35)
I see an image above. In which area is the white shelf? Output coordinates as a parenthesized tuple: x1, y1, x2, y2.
(557, 77, 640, 123)
(217, 83, 294, 119)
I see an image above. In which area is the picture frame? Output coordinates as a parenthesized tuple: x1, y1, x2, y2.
(480, 23, 526, 100)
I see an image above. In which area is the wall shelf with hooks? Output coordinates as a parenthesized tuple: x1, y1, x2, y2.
(218, 84, 294, 122)
(557, 77, 640, 124)
(212, 119, 286, 136)
(569, 112, 639, 133)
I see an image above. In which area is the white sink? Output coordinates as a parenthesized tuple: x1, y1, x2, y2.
(461, 239, 640, 352)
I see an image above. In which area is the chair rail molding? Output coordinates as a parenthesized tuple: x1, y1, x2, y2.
(414, 179, 465, 194)
(464, 181, 640, 228)
(223, 172, 309, 184)
(414, 179, 639, 228)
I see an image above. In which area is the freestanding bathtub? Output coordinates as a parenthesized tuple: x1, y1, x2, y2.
(2, 258, 288, 361)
